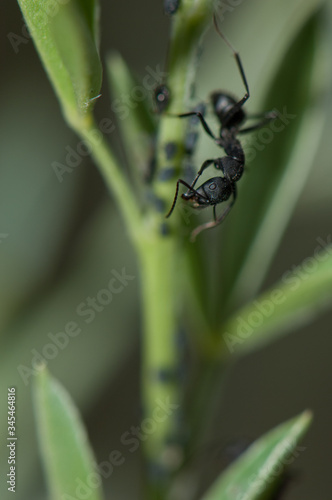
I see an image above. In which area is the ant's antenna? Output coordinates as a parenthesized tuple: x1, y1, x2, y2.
(213, 13, 250, 98)
(213, 13, 237, 54)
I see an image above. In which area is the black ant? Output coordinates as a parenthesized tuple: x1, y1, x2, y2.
(166, 14, 277, 241)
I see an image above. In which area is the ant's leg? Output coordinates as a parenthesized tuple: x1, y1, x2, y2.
(166, 159, 215, 218)
(213, 14, 249, 126)
(190, 183, 237, 241)
(166, 179, 208, 218)
(190, 159, 215, 189)
(239, 111, 278, 134)
(166, 179, 189, 218)
(174, 111, 217, 140)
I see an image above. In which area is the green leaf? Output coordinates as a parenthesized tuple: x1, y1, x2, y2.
(221, 9, 330, 311)
(33, 366, 104, 500)
(106, 52, 156, 184)
(17, 0, 102, 128)
(221, 248, 332, 357)
(201, 411, 312, 500)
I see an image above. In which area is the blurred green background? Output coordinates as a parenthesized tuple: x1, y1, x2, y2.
(1, 0, 332, 499)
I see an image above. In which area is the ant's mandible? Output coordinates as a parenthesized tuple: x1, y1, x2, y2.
(166, 14, 277, 241)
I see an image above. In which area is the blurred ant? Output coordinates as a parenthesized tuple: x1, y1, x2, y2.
(166, 14, 277, 241)
(154, 84, 170, 113)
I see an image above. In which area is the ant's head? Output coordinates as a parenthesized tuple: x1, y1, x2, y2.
(211, 91, 246, 129)
(182, 177, 232, 207)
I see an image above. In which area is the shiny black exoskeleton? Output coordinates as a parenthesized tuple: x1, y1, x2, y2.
(166, 14, 277, 240)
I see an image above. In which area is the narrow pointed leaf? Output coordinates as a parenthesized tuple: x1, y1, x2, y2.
(202, 411, 312, 500)
(17, 0, 102, 128)
(33, 366, 104, 500)
(221, 248, 332, 357)
(106, 52, 156, 180)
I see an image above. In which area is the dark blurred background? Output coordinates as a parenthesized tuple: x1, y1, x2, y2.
(1, 0, 332, 499)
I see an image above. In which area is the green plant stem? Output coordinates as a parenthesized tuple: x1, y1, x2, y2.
(136, 1, 215, 496)
(154, 0, 214, 204)
(138, 235, 181, 497)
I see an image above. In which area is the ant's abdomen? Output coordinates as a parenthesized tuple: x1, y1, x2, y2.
(211, 91, 246, 128)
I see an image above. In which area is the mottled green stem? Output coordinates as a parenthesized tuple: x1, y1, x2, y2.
(137, 1, 214, 496)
